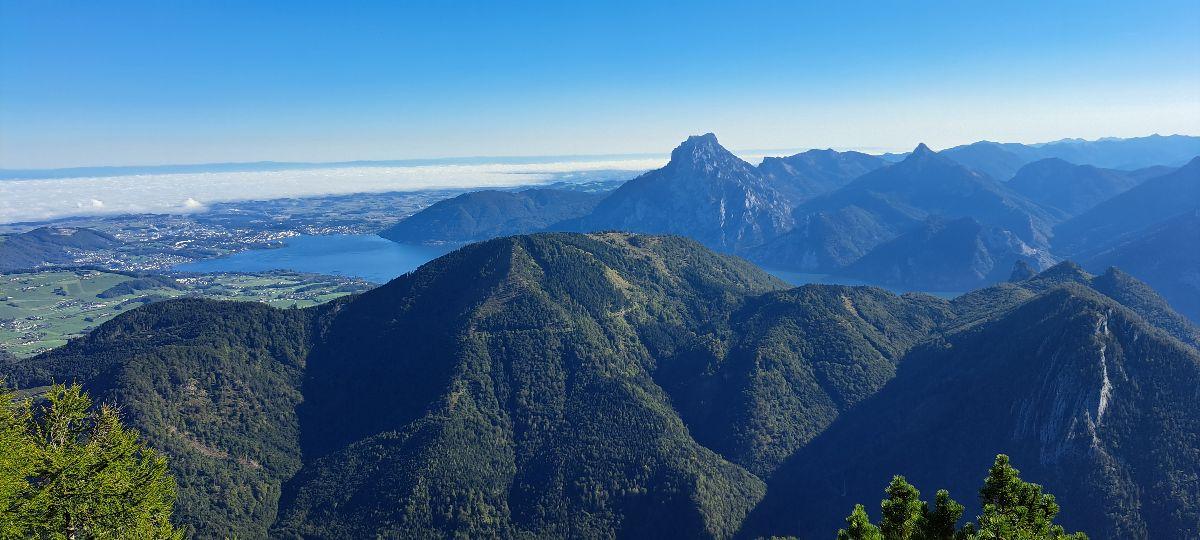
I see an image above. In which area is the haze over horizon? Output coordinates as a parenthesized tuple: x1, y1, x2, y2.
(3, 0, 1199, 169)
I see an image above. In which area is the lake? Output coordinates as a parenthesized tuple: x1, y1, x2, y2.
(175, 234, 964, 298)
(174, 234, 454, 284)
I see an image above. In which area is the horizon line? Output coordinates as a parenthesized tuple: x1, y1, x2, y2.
(3, 132, 1197, 176)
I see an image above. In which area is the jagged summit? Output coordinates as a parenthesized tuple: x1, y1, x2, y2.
(666, 132, 748, 172)
(897, 142, 962, 170)
(561, 134, 794, 252)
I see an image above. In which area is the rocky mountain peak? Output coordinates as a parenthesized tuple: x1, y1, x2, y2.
(667, 132, 747, 172)
(910, 142, 935, 157)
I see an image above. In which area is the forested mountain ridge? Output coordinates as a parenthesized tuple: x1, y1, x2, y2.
(744, 284, 1200, 539)
(0, 298, 327, 538)
(2, 233, 1197, 539)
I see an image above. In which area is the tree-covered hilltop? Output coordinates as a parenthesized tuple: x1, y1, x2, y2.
(279, 232, 789, 538)
(3, 232, 1199, 538)
(661, 284, 951, 477)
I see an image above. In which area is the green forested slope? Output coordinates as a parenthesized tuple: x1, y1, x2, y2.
(276, 233, 787, 538)
(744, 285, 1200, 539)
(1, 298, 325, 539)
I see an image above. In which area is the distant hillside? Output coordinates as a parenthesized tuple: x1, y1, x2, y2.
(1084, 209, 1200, 323)
(749, 144, 1059, 272)
(559, 134, 794, 252)
(756, 149, 886, 203)
(839, 217, 1054, 291)
(0, 227, 121, 271)
(940, 141, 1043, 180)
(1007, 158, 1145, 216)
(378, 188, 605, 244)
(1054, 157, 1199, 255)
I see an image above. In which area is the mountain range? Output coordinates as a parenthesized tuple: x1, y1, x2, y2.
(1053, 157, 1200, 256)
(755, 148, 887, 202)
(748, 143, 1059, 273)
(940, 134, 1200, 180)
(377, 133, 1197, 316)
(1082, 209, 1200, 322)
(4, 232, 1198, 539)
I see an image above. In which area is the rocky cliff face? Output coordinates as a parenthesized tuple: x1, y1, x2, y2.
(744, 285, 1200, 539)
(560, 134, 795, 253)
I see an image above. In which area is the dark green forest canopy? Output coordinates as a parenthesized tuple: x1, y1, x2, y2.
(2, 232, 1197, 539)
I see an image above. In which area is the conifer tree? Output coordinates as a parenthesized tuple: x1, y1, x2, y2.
(838, 504, 883, 540)
(835, 455, 1087, 540)
(880, 476, 923, 539)
(0, 383, 182, 539)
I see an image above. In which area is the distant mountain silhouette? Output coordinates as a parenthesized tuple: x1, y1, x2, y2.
(756, 148, 886, 203)
(378, 188, 605, 244)
(1054, 157, 1199, 255)
(938, 134, 1200, 180)
(1007, 158, 1145, 216)
(749, 144, 1058, 271)
(940, 141, 1043, 180)
(839, 217, 1054, 291)
(1083, 209, 1200, 323)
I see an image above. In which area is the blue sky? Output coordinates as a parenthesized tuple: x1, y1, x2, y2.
(2, 0, 1198, 168)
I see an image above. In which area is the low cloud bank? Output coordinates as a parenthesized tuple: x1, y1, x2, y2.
(0, 157, 663, 224)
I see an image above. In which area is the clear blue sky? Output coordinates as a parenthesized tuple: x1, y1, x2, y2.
(2, 0, 1198, 168)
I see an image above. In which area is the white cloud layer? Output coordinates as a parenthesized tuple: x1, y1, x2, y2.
(0, 157, 666, 224)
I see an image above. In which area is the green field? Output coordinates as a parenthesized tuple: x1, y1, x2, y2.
(0, 270, 368, 357)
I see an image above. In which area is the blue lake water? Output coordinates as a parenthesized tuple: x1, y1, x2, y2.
(174, 234, 454, 284)
(175, 234, 963, 298)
